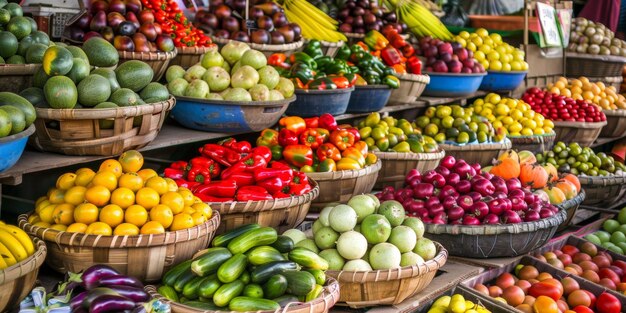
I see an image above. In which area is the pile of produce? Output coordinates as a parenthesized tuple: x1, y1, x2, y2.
(416, 36, 485, 74)
(156, 224, 330, 310)
(473, 263, 622, 313)
(0, 91, 36, 137)
(354, 112, 439, 153)
(413, 104, 506, 144)
(195, 0, 301, 45)
(333, 0, 405, 34)
(471, 93, 554, 137)
(305, 195, 437, 270)
(0, 1, 51, 64)
(453, 29, 528, 72)
(29, 150, 213, 235)
(0, 221, 36, 269)
(279, 0, 346, 42)
(585, 207, 626, 254)
(162, 138, 314, 202)
(568, 17, 626, 57)
(546, 76, 626, 110)
(359, 29, 422, 75)
(141, 0, 212, 47)
(382, 0, 453, 40)
(377, 152, 569, 224)
(166, 42, 294, 101)
(522, 87, 607, 123)
(426, 293, 493, 313)
(536, 141, 626, 176)
(256, 114, 378, 172)
(535, 238, 626, 292)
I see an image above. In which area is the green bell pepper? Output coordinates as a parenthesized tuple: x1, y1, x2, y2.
(292, 52, 317, 69)
(290, 63, 315, 84)
(335, 45, 352, 60)
(315, 56, 334, 70)
(325, 60, 349, 75)
(303, 40, 324, 59)
(308, 77, 337, 90)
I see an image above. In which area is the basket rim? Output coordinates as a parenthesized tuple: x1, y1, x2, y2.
(552, 120, 608, 128)
(34, 96, 176, 119)
(423, 71, 487, 77)
(602, 109, 626, 117)
(354, 84, 391, 90)
(0, 63, 41, 75)
(175, 95, 296, 107)
(373, 148, 445, 161)
(118, 49, 178, 60)
(18, 211, 220, 247)
(396, 72, 430, 83)
(0, 238, 46, 285)
(508, 131, 556, 140)
(577, 174, 626, 185)
(439, 140, 512, 150)
(145, 276, 340, 313)
(175, 46, 215, 54)
(210, 37, 305, 51)
(306, 159, 381, 180)
(556, 189, 586, 210)
(325, 242, 447, 281)
(295, 86, 354, 95)
(565, 51, 626, 63)
(0, 123, 35, 144)
(424, 207, 566, 235)
(486, 70, 528, 75)
(303, 39, 345, 47)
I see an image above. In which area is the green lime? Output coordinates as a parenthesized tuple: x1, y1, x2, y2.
(430, 117, 441, 127)
(415, 116, 430, 129)
(434, 133, 446, 143)
(617, 223, 626, 234)
(457, 132, 469, 144)
(584, 234, 602, 245)
(553, 145, 562, 153)
(451, 106, 464, 118)
(424, 124, 439, 137)
(617, 242, 626, 253)
(477, 131, 488, 143)
(570, 168, 579, 175)
(601, 242, 616, 250)
(424, 107, 436, 118)
(441, 116, 454, 128)
(610, 231, 626, 245)
(567, 157, 576, 165)
(435, 105, 452, 119)
(595, 230, 611, 243)
(452, 117, 465, 128)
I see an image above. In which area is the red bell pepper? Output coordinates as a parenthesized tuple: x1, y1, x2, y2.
(401, 44, 415, 58)
(270, 161, 295, 170)
(257, 176, 288, 194)
(282, 145, 314, 168)
(278, 128, 299, 147)
(195, 194, 232, 202)
(288, 172, 312, 196)
(227, 172, 255, 187)
(381, 46, 403, 66)
(198, 144, 241, 167)
(174, 179, 200, 190)
(316, 128, 330, 142)
(329, 129, 356, 151)
(187, 156, 213, 169)
(256, 129, 279, 147)
(170, 161, 188, 170)
(329, 76, 351, 89)
(221, 154, 268, 180)
(164, 168, 185, 179)
(407, 56, 422, 75)
(299, 128, 325, 149)
(304, 117, 319, 129)
(268, 53, 290, 69)
(279, 116, 306, 135)
(193, 179, 237, 198)
(187, 166, 212, 183)
(235, 186, 273, 201)
(272, 190, 292, 198)
(316, 143, 341, 161)
(219, 138, 251, 154)
(318, 113, 338, 131)
(253, 168, 294, 182)
(346, 127, 361, 142)
(251, 146, 272, 163)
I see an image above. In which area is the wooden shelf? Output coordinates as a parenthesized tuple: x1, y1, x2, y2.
(590, 136, 625, 148)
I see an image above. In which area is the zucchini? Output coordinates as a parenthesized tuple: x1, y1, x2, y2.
(157, 285, 179, 302)
(198, 275, 221, 299)
(306, 269, 326, 285)
(243, 284, 264, 298)
(305, 284, 324, 302)
(217, 254, 248, 283)
(228, 296, 280, 311)
(263, 274, 288, 299)
(271, 235, 295, 253)
(250, 260, 298, 284)
(212, 224, 261, 247)
(183, 301, 221, 310)
(273, 295, 300, 307)
(163, 260, 192, 286)
(227, 227, 278, 254)
(240, 271, 250, 285)
(213, 279, 245, 307)
(191, 247, 232, 277)
(282, 271, 316, 296)
(288, 247, 329, 270)
(182, 276, 205, 299)
(247, 246, 285, 265)
(173, 268, 197, 293)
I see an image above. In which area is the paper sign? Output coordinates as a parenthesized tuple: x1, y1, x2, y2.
(536, 2, 561, 47)
(558, 8, 573, 47)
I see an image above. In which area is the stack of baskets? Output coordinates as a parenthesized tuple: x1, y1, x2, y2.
(0, 239, 46, 312)
(388, 73, 430, 105)
(551, 120, 607, 147)
(599, 109, 626, 138)
(556, 190, 586, 232)
(576, 175, 626, 206)
(439, 140, 512, 166)
(373, 149, 445, 189)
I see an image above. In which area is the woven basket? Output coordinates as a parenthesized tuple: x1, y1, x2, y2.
(577, 175, 626, 206)
(18, 212, 220, 282)
(29, 97, 175, 156)
(307, 160, 381, 211)
(118, 50, 177, 81)
(211, 37, 304, 58)
(438, 140, 512, 167)
(388, 73, 430, 105)
(208, 180, 319, 233)
(508, 132, 556, 154)
(565, 52, 626, 78)
(373, 149, 445, 190)
(556, 189, 586, 232)
(0, 64, 39, 93)
(170, 46, 214, 69)
(326, 242, 447, 308)
(0, 238, 46, 312)
(424, 208, 566, 258)
(145, 277, 340, 313)
(599, 109, 626, 138)
(551, 120, 606, 147)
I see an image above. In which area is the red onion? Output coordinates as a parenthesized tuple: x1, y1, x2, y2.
(405, 169, 421, 185)
(450, 219, 462, 225)
(471, 201, 489, 218)
(439, 185, 457, 200)
(510, 197, 528, 211)
(413, 183, 434, 199)
(472, 178, 495, 196)
(453, 161, 472, 177)
(383, 186, 395, 194)
(501, 198, 512, 211)
(442, 196, 458, 211)
(446, 173, 461, 186)
(431, 173, 446, 188)
(435, 166, 451, 177)
(483, 213, 500, 224)
(506, 178, 522, 191)
(492, 191, 507, 200)
(487, 199, 506, 216)
(539, 208, 554, 219)
(468, 191, 482, 202)
(480, 171, 494, 180)
(457, 195, 473, 211)
(508, 189, 525, 199)
(501, 210, 521, 224)
(462, 215, 481, 225)
(455, 180, 472, 194)
(471, 163, 482, 173)
(490, 176, 508, 194)
(428, 203, 444, 217)
(422, 217, 433, 223)
(524, 211, 540, 222)
(447, 206, 465, 220)
(440, 155, 457, 169)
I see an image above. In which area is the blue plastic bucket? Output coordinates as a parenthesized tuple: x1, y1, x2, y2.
(286, 87, 353, 117)
(479, 71, 528, 92)
(0, 124, 35, 173)
(346, 85, 391, 113)
(423, 72, 486, 97)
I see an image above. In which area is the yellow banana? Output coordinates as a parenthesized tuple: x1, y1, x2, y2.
(280, 0, 345, 42)
(0, 254, 7, 270)
(0, 242, 17, 267)
(0, 225, 35, 256)
(0, 229, 28, 262)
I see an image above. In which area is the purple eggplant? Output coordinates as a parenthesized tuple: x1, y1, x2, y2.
(70, 291, 88, 311)
(97, 275, 144, 289)
(103, 285, 149, 302)
(82, 265, 120, 290)
(89, 294, 135, 313)
(82, 287, 120, 309)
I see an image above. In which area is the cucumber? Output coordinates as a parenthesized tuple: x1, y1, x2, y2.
(228, 297, 280, 311)
(273, 294, 300, 307)
(198, 275, 221, 299)
(191, 247, 232, 277)
(306, 269, 326, 286)
(212, 224, 261, 247)
(263, 274, 288, 299)
(217, 254, 248, 283)
(240, 271, 250, 285)
(183, 301, 221, 310)
(282, 271, 316, 296)
(288, 247, 329, 270)
(173, 268, 197, 293)
(163, 260, 192, 286)
(213, 280, 245, 307)
(250, 260, 298, 284)
(271, 235, 295, 253)
(227, 227, 278, 254)
(243, 284, 264, 298)
(157, 285, 179, 302)
(305, 284, 324, 302)
(182, 276, 205, 299)
(247, 246, 285, 265)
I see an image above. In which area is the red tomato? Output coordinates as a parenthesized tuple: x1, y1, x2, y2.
(572, 305, 594, 313)
(528, 281, 563, 301)
(596, 292, 621, 313)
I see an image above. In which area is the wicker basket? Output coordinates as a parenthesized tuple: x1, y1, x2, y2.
(424, 208, 566, 258)
(0, 64, 40, 93)
(388, 73, 430, 105)
(373, 149, 445, 190)
(599, 109, 626, 138)
(145, 277, 340, 313)
(307, 160, 381, 211)
(508, 132, 556, 154)
(118, 50, 177, 81)
(577, 175, 626, 206)
(18, 212, 220, 282)
(29, 97, 175, 156)
(566, 52, 626, 78)
(326, 242, 447, 308)
(556, 189, 586, 232)
(0, 238, 46, 312)
(170, 46, 214, 69)
(211, 37, 304, 58)
(438, 140, 512, 167)
(552, 120, 606, 147)
(208, 180, 319, 233)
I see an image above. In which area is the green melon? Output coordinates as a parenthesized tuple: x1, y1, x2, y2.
(109, 88, 141, 107)
(66, 46, 89, 64)
(33, 66, 49, 88)
(115, 60, 154, 92)
(139, 82, 169, 103)
(19, 87, 45, 107)
(66, 58, 90, 84)
(16, 34, 33, 56)
(0, 105, 24, 134)
(4, 3, 22, 17)
(30, 31, 49, 46)
(0, 92, 36, 126)
(0, 30, 17, 58)
(6, 54, 24, 64)
(25, 42, 47, 64)
(42, 45, 73, 76)
(44, 76, 78, 109)
(77, 74, 111, 107)
(7, 16, 31, 40)
(82, 37, 118, 67)
(91, 68, 120, 92)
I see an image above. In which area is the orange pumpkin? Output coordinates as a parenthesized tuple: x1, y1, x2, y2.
(542, 163, 558, 182)
(560, 173, 581, 192)
(498, 150, 520, 163)
(543, 185, 566, 205)
(520, 163, 549, 189)
(490, 158, 521, 180)
(555, 180, 578, 200)
(518, 150, 537, 165)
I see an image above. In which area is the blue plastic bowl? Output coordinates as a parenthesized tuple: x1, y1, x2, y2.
(423, 72, 487, 97)
(286, 87, 354, 117)
(479, 71, 528, 92)
(346, 85, 391, 113)
(171, 96, 296, 133)
(0, 124, 35, 173)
